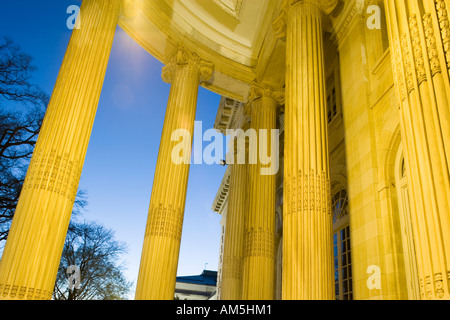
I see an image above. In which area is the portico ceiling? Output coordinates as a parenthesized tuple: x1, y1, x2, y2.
(118, 0, 283, 102)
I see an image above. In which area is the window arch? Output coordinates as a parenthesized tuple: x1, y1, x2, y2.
(332, 188, 352, 300)
(332, 189, 349, 225)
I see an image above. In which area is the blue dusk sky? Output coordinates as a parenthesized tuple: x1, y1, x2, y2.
(0, 0, 228, 292)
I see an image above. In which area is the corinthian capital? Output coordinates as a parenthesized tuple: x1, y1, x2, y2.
(248, 82, 285, 105)
(243, 82, 284, 122)
(162, 44, 214, 84)
(285, 0, 338, 14)
(273, 0, 338, 38)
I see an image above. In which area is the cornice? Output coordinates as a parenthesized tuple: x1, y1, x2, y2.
(211, 166, 231, 214)
(214, 97, 246, 134)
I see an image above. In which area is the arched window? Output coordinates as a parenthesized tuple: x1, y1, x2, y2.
(332, 189, 352, 300)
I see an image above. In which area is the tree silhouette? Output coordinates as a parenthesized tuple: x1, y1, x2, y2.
(53, 220, 133, 300)
(0, 36, 48, 242)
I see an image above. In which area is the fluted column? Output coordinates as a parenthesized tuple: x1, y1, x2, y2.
(135, 46, 213, 300)
(0, 0, 123, 300)
(274, 0, 337, 300)
(241, 83, 283, 300)
(385, 0, 450, 300)
(220, 128, 249, 300)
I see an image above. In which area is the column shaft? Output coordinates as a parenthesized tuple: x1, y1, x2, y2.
(386, 0, 450, 300)
(283, 1, 334, 300)
(135, 47, 213, 300)
(242, 92, 279, 300)
(0, 0, 122, 300)
(220, 162, 247, 300)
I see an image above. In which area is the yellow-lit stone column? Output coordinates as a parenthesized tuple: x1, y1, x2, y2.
(385, 0, 450, 300)
(0, 0, 123, 300)
(274, 0, 337, 300)
(220, 136, 248, 300)
(241, 83, 283, 300)
(135, 46, 213, 300)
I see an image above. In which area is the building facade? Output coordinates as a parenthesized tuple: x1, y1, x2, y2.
(175, 270, 218, 300)
(0, 0, 449, 300)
